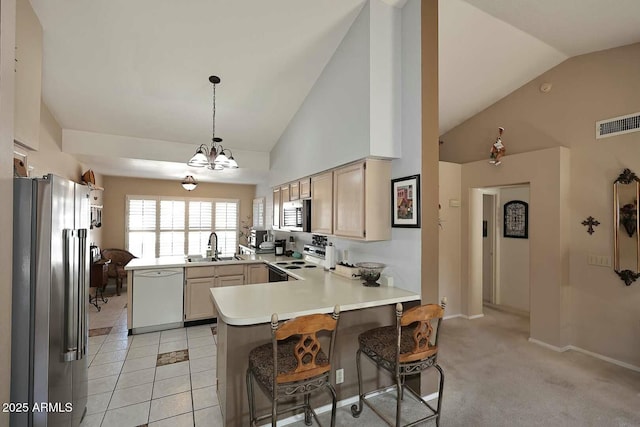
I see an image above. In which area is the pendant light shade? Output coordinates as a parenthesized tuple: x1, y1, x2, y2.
(186, 75, 239, 170)
(181, 175, 198, 191)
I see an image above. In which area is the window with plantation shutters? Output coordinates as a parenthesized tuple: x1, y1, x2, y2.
(127, 198, 157, 259)
(214, 201, 238, 257)
(188, 201, 213, 255)
(125, 196, 239, 259)
(159, 200, 185, 256)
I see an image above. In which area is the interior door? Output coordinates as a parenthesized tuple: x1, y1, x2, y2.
(482, 194, 496, 303)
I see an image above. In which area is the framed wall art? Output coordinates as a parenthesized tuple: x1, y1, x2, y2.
(503, 200, 528, 238)
(391, 174, 420, 228)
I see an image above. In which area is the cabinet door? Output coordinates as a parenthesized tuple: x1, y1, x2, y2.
(290, 182, 300, 201)
(272, 187, 281, 229)
(14, 0, 43, 151)
(216, 274, 245, 287)
(333, 162, 365, 239)
(246, 264, 269, 284)
(300, 178, 311, 199)
(281, 185, 290, 203)
(185, 277, 216, 321)
(311, 172, 333, 234)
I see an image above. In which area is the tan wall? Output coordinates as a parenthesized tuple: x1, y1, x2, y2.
(19, 101, 104, 247)
(440, 42, 640, 164)
(101, 176, 255, 251)
(442, 43, 640, 367)
(438, 161, 462, 315)
(0, 0, 16, 424)
(462, 147, 571, 347)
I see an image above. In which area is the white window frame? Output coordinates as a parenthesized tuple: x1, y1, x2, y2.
(125, 195, 240, 258)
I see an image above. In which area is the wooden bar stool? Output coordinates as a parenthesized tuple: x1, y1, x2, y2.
(246, 305, 340, 427)
(351, 303, 445, 426)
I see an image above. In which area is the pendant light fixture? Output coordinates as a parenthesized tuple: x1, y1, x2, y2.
(187, 75, 239, 170)
(181, 175, 198, 191)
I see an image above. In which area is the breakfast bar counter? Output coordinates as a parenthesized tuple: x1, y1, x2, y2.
(211, 268, 420, 426)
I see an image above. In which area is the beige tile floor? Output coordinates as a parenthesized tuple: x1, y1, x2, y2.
(82, 287, 220, 427)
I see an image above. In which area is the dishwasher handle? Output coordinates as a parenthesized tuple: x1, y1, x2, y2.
(135, 269, 184, 278)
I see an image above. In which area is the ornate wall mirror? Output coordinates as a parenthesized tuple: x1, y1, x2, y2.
(613, 168, 640, 285)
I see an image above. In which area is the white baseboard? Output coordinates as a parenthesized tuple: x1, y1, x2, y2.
(527, 338, 570, 353)
(443, 313, 463, 320)
(445, 313, 484, 320)
(271, 388, 441, 426)
(528, 338, 640, 372)
(467, 314, 484, 320)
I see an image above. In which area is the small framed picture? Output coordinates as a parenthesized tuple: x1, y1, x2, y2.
(391, 174, 420, 228)
(503, 200, 528, 238)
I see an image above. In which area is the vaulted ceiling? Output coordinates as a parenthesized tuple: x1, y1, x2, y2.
(29, 0, 640, 181)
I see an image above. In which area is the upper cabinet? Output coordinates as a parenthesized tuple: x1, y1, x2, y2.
(271, 159, 391, 241)
(14, 0, 43, 151)
(289, 181, 300, 201)
(280, 185, 290, 204)
(272, 187, 280, 229)
(311, 171, 333, 235)
(333, 159, 391, 241)
(299, 178, 311, 199)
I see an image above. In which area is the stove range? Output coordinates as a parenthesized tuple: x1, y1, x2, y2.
(273, 259, 320, 270)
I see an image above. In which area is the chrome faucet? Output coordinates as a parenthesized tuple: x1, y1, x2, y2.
(207, 232, 219, 259)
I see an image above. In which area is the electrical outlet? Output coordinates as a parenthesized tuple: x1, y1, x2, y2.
(335, 368, 344, 384)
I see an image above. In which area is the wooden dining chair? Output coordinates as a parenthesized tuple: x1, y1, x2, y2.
(246, 306, 340, 426)
(351, 303, 445, 426)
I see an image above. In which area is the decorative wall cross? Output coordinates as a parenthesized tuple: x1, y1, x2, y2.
(581, 216, 600, 235)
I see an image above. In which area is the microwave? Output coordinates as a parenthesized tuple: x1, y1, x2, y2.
(281, 199, 311, 232)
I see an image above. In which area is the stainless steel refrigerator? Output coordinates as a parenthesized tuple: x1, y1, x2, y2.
(12, 174, 90, 427)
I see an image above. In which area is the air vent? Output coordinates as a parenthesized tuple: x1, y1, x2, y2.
(596, 112, 640, 139)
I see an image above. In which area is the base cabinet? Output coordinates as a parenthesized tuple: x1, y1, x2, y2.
(185, 277, 216, 321)
(246, 263, 269, 284)
(185, 264, 246, 321)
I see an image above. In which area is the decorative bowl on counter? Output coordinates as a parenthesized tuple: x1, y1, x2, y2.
(355, 262, 386, 287)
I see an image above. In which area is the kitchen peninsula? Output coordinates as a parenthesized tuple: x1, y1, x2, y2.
(211, 263, 420, 427)
(125, 254, 420, 426)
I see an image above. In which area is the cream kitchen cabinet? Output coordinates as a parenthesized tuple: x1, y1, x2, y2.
(272, 187, 280, 229)
(311, 171, 333, 234)
(300, 178, 311, 199)
(14, 0, 43, 151)
(289, 181, 300, 201)
(185, 277, 217, 321)
(246, 263, 269, 284)
(281, 185, 290, 203)
(185, 264, 245, 321)
(215, 264, 245, 287)
(333, 159, 391, 241)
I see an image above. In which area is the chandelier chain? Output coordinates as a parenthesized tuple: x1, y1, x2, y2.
(212, 81, 216, 143)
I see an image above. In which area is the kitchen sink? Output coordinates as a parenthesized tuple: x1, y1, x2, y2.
(185, 255, 243, 263)
(216, 256, 244, 261)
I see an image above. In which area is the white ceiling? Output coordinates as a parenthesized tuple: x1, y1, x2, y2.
(29, 0, 640, 182)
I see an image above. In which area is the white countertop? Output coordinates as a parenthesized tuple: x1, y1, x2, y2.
(125, 253, 285, 270)
(210, 265, 420, 326)
(124, 254, 420, 326)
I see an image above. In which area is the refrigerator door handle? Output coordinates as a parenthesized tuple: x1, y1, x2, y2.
(77, 229, 87, 359)
(63, 229, 79, 362)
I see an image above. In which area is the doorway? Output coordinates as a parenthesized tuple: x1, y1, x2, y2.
(477, 185, 531, 317)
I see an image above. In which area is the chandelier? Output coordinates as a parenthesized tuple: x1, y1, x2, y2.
(187, 75, 238, 170)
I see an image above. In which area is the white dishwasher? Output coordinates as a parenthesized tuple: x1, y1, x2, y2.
(132, 268, 184, 333)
